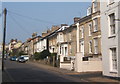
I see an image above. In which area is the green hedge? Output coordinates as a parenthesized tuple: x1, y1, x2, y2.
(34, 50, 51, 60)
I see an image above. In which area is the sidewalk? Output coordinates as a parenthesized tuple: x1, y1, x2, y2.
(28, 60, 120, 83)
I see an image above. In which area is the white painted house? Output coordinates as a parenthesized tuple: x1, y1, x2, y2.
(36, 38, 47, 53)
(57, 26, 69, 62)
(100, 0, 120, 77)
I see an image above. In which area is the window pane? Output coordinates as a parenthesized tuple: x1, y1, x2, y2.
(110, 48, 117, 70)
(109, 13, 115, 35)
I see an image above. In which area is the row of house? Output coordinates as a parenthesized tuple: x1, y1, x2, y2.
(8, 39, 22, 55)
(7, 0, 120, 78)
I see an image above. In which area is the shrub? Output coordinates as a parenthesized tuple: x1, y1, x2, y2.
(33, 50, 51, 60)
(40, 50, 51, 59)
(51, 53, 57, 57)
(34, 52, 41, 60)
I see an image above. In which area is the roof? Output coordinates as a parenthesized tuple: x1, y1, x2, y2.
(79, 14, 92, 23)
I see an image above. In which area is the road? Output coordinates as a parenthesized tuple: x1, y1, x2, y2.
(3, 59, 119, 83)
(3, 59, 84, 82)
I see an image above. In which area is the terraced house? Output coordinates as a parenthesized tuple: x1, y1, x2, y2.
(48, 25, 60, 53)
(75, 0, 102, 72)
(100, 0, 120, 78)
(57, 24, 77, 70)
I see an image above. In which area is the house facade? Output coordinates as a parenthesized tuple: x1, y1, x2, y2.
(48, 26, 60, 54)
(55, 24, 77, 70)
(91, 0, 101, 60)
(8, 39, 17, 53)
(20, 33, 41, 57)
(100, 0, 120, 77)
(75, 0, 102, 72)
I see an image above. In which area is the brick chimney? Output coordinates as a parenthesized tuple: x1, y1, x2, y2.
(32, 32, 37, 38)
(61, 24, 68, 27)
(74, 17, 80, 24)
(51, 25, 59, 32)
(42, 32, 48, 37)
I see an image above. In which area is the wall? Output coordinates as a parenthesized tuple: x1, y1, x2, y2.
(118, 1, 120, 77)
(100, 2, 119, 77)
(60, 62, 71, 70)
(81, 61, 102, 72)
(75, 52, 102, 72)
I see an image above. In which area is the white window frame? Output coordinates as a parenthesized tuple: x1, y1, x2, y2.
(93, 0, 97, 13)
(89, 40, 92, 54)
(69, 44, 72, 54)
(69, 33, 72, 41)
(110, 47, 117, 72)
(80, 41, 84, 56)
(109, 13, 116, 36)
(62, 47, 64, 55)
(65, 47, 68, 56)
(60, 33, 63, 42)
(88, 23, 92, 36)
(59, 46, 62, 55)
(81, 26, 84, 38)
(94, 38, 98, 54)
(93, 18, 98, 32)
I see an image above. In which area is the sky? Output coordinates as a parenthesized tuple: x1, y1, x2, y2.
(0, 1, 2, 44)
(1, 2, 91, 43)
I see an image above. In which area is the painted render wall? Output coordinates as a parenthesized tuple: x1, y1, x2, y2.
(100, 2, 120, 77)
(118, 1, 120, 77)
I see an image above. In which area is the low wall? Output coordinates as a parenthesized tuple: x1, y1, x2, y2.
(75, 53, 102, 72)
(77, 61, 102, 72)
(60, 62, 71, 70)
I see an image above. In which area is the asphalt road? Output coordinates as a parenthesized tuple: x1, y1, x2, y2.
(3, 59, 83, 82)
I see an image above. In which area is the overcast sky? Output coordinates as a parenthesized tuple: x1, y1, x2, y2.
(2, 2, 91, 43)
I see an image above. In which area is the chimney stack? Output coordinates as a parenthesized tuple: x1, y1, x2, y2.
(74, 17, 80, 24)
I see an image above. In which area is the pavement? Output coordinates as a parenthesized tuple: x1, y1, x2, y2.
(28, 60, 120, 83)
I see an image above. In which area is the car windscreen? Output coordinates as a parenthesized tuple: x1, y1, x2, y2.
(20, 57, 24, 59)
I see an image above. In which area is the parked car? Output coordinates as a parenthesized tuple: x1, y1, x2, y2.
(16, 56, 21, 61)
(10, 56, 17, 61)
(18, 56, 26, 63)
(21, 55, 29, 61)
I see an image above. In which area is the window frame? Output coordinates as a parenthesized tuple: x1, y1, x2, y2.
(89, 40, 92, 54)
(88, 23, 92, 36)
(109, 13, 116, 36)
(109, 47, 117, 72)
(93, 0, 98, 13)
(80, 26, 84, 38)
(80, 41, 84, 56)
(93, 18, 98, 32)
(94, 38, 98, 54)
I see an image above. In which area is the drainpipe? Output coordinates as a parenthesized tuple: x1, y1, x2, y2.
(76, 23, 80, 53)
